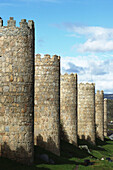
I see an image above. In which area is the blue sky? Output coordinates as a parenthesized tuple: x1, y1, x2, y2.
(1, 0, 113, 93)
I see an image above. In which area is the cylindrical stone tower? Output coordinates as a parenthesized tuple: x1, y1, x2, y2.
(95, 90, 104, 141)
(60, 73, 77, 145)
(104, 98, 108, 137)
(78, 83, 95, 144)
(0, 17, 34, 164)
(34, 54, 60, 156)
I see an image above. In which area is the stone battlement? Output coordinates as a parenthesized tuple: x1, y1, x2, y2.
(35, 54, 60, 65)
(0, 17, 34, 39)
(97, 90, 104, 94)
(0, 17, 34, 29)
(79, 83, 95, 90)
(61, 73, 77, 80)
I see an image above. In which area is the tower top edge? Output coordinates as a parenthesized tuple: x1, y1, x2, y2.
(35, 54, 60, 62)
(0, 17, 34, 29)
(61, 73, 77, 78)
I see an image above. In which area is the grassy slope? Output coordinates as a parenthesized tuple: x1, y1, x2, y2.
(0, 138, 113, 170)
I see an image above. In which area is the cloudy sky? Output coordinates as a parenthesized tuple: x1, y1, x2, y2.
(1, 0, 113, 93)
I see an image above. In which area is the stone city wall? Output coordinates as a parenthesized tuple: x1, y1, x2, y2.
(60, 73, 77, 145)
(0, 17, 108, 164)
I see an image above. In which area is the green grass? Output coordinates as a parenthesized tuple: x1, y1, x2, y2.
(0, 138, 113, 170)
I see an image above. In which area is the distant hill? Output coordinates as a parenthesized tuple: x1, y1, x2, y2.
(104, 94, 113, 100)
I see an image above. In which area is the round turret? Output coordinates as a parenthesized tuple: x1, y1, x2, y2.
(0, 17, 34, 164)
(95, 90, 104, 141)
(60, 73, 77, 145)
(34, 54, 60, 156)
(78, 83, 95, 144)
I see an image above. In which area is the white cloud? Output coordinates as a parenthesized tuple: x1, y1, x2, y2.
(61, 55, 113, 93)
(61, 24, 113, 53)
(78, 39, 113, 53)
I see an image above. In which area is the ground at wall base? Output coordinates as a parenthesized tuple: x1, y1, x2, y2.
(0, 137, 113, 170)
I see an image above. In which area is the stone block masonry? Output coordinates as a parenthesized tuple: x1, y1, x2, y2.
(95, 90, 104, 141)
(78, 83, 95, 144)
(34, 54, 60, 156)
(104, 98, 108, 137)
(0, 17, 34, 164)
(60, 73, 77, 145)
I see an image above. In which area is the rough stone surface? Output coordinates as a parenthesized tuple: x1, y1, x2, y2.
(60, 73, 77, 145)
(0, 17, 34, 164)
(95, 90, 104, 141)
(78, 83, 95, 144)
(104, 98, 108, 137)
(34, 54, 60, 156)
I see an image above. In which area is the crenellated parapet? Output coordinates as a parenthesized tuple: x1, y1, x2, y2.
(0, 17, 34, 29)
(0, 17, 34, 38)
(78, 83, 95, 144)
(96, 90, 104, 95)
(78, 83, 95, 90)
(7, 17, 16, 27)
(60, 73, 77, 145)
(61, 73, 77, 80)
(34, 53, 60, 156)
(35, 54, 60, 66)
(95, 90, 104, 141)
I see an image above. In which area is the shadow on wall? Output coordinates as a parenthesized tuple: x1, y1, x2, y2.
(60, 122, 77, 145)
(36, 134, 60, 156)
(78, 135, 95, 145)
(96, 132, 104, 141)
(96, 137, 108, 147)
(1, 142, 33, 165)
(60, 122, 69, 142)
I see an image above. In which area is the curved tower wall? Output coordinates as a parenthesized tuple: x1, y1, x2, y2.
(78, 83, 95, 144)
(95, 90, 104, 141)
(104, 98, 108, 137)
(34, 54, 60, 156)
(60, 73, 77, 145)
(0, 17, 34, 164)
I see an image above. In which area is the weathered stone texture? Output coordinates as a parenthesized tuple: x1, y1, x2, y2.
(78, 83, 95, 144)
(104, 98, 108, 137)
(95, 90, 104, 141)
(0, 17, 34, 164)
(60, 73, 77, 145)
(34, 54, 60, 156)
